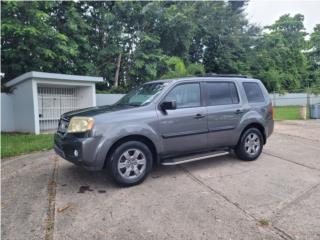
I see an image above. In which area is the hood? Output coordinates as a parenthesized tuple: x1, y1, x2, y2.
(61, 104, 136, 120)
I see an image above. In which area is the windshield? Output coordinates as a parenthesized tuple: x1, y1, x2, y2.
(114, 82, 167, 107)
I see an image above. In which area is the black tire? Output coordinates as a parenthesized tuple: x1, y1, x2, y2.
(235, 128, 263, 161)
(107, 141, 153, 186)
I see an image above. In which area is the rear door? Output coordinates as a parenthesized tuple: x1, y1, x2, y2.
(205, 81, 244, 148)
(157, 82, 207, 156)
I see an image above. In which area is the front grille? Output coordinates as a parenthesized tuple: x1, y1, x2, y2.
(57, 118, 69, 134)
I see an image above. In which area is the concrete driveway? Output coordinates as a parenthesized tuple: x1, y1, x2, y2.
(2, 120, 320, 240)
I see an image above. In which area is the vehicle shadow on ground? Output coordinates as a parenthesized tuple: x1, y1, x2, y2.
(56, 153, 241, 191)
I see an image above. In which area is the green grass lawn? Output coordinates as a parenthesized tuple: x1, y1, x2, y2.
(273, 105, 307, 121)
(1, 133, 54, 159)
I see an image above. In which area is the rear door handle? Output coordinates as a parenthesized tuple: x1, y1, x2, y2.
(235, 109, 244, 114)
(194, 113, 205, 119)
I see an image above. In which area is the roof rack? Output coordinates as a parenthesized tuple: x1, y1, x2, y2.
(198, 73, 248, 78)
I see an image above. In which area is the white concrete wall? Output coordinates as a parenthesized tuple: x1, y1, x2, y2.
(1, 79, 98, 134)
(96, 94, 124, 106)
(1, 93, 15, 132)
(270, 93, 320, 106)
(11, 79, 37, 133)
(78, 86, 95, 108)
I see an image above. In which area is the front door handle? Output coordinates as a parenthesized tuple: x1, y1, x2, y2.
(194, 113, 205, 119)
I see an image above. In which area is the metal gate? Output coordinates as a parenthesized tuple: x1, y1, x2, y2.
(38, 86, 79, 131)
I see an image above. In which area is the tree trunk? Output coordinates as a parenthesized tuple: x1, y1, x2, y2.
(114, 53, 122, 87)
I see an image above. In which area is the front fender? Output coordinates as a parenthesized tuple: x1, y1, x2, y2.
(94, 123, 162, 169)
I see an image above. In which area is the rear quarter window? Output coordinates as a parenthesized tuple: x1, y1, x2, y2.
(243, 82, 265, 103)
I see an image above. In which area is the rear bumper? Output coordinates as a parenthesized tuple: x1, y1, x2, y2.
(54, 132, 103, 170)
(265, 119, 274, 140)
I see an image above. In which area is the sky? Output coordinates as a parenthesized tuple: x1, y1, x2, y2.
(245, 0, 320, 33)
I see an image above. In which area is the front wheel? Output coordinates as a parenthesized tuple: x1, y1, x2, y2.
(235, 128, 263, 161)
(107, 141, 153, 186)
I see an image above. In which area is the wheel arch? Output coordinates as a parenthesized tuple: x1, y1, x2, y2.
(104, 134, 158, 169)
(239, 122, 266, 144)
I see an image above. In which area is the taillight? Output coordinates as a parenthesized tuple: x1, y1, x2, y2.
(268, 103, 274, 120)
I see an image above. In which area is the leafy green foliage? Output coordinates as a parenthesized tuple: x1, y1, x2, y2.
(186, 64, 205, 76)
(161, 57, 187, 79)
(251, 14, 309, 92)
(306, 24, 320, 88)
(160, 57, 205, 79)
(1, 1, 319, 93)
(1, 2, 80, 81)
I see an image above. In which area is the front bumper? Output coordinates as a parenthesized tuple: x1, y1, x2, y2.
(54, 132, 103, 170)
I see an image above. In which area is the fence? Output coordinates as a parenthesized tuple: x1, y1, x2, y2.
(270, 92, 320, 120)
(270, 93, 320, 107)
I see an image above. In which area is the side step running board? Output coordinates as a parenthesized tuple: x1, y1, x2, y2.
(161, 151, 229, 166)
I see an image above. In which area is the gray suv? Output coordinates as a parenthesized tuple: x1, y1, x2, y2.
(54, 76, 274, 186)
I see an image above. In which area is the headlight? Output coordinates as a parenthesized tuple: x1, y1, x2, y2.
(68, 117, 94, 133)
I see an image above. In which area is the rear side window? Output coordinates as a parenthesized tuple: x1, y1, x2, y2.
(205, 82, 239, 106)
(243, 82, 265, 103)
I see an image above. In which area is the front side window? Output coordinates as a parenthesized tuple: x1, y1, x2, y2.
(115, 82, 167, 107)
(205, 82, 239, 106)
(164, 83, 201, 108)
(243, 82, 265, 103)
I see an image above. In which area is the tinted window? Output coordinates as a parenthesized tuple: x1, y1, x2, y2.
(206, 82, 239, 106)
(164, 83, 201, 108)
(243, 82, 265, 103)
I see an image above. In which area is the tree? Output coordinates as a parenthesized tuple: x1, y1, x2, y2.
(1, 1, 79, 82)
(51, 1, 94, 75)
(83, 1, 122, 84)
(1, 2, 317, 93)
(306, 24, 320, 89)
(251, 14, 308, 92)
(189, 1, 255, 74)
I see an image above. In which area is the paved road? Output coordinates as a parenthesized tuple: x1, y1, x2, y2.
(2, 120, 320, 240)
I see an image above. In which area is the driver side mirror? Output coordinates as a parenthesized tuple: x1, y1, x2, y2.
(160, 101, 177, 111)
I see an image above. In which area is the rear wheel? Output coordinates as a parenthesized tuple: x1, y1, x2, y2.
(108, 141, 153, 186)
(235, 128, 263, 161)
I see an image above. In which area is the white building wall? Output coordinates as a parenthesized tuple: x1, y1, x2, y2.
(1, 93, 15, 132)
(78, 86, 95, 108)
(11, 79, 37, 133)
(2, 72, 102, 134)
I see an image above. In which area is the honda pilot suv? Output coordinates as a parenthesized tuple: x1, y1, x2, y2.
(54, 75, 274, 186)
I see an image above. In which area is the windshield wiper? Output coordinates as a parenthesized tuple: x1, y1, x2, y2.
(114, 103, 141, 107)
(127, 103, 141, 107)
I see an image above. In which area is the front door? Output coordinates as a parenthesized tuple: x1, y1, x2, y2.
(157, 82, 207, 156)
